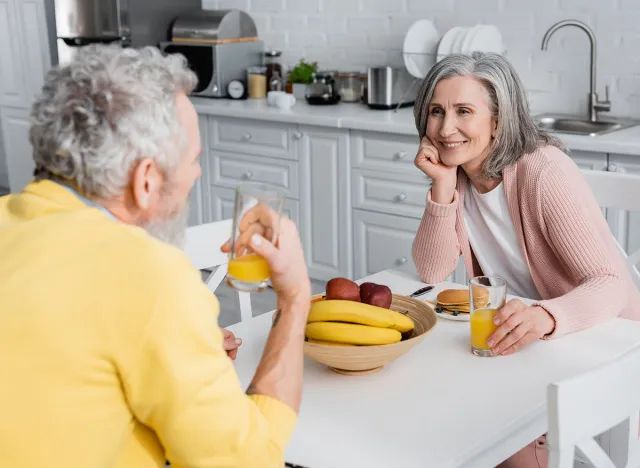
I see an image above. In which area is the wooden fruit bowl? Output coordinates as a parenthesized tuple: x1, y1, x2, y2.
(302, 294, 437, 375)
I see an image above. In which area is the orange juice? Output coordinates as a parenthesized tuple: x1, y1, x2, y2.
(470, 308, 499, 351)
(228, 254, 270, 282)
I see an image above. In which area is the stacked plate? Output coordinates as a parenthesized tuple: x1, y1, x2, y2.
(402, 19, 441, 79)
(436, 24, 504, 61)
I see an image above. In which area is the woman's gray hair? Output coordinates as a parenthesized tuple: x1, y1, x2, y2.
(30, 44, 198, 197)
(413, 52, 565, 179)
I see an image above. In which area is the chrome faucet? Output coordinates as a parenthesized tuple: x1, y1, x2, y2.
(541, 20, 611, 122)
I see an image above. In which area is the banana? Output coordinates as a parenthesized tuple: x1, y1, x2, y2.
(306, 322, 402, 345)
(391, 313, 415, 333)
(307, 299, 416, 333)
(307, 339, 357, 346)
(307, 300, 396, 328)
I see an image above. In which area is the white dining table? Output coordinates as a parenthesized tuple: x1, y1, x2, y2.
(228, 269, 640, 468)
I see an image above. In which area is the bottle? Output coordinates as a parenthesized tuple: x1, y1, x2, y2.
(264, 50, 283, 90)
(270, 69, 283, 92)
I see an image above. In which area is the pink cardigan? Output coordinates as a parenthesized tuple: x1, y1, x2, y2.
(412, 145, 640, 338)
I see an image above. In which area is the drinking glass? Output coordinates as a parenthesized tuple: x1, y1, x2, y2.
(469, 276, 507, 357)
(226, 183, 285, 292)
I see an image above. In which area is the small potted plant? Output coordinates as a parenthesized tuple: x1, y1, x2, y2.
(287, 59, 318, 99)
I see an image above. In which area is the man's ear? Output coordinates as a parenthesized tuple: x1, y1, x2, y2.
(131, 158, 162, 211)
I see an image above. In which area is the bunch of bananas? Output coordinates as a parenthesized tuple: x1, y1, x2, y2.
(305, 300, 415, 346)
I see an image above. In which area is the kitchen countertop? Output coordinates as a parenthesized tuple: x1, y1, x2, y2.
(191, 97, 640, 156)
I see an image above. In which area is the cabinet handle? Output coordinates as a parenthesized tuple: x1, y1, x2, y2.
(242, 133, 253, 141)
(396, 256, 408, 265)
(396, 192, 408, 202)
(242, 171, 254, 180)
(394, 151, 407, 160)
(292, 131, 303, 140)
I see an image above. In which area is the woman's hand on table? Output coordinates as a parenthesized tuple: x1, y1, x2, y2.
(487, 299, 555, 355)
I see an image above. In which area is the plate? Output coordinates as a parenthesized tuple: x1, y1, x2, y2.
(451, 27, 469, 54)
(403, 19, 440, 78)
(435, 305, 470, 322)
(461, 25, 481, 54)
(467, 24, 503, 54)
(437, 26, 463, 61)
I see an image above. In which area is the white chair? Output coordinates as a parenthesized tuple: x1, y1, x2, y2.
(184, 219, 252, 323)
(581, 169, 640, 289)
(547, 346, 640, 468)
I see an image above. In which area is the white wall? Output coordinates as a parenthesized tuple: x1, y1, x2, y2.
(203, 0, 640, 118)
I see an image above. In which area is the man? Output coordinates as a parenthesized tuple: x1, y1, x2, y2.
(0, 45, 310, 467)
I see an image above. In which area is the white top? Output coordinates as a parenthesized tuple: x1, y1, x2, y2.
(463, 181, 541, 299)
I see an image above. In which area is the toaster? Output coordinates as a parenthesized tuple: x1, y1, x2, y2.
(367, 66, 421, 110)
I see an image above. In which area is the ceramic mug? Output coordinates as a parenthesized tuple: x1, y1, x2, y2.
(267, 91, 296, 109)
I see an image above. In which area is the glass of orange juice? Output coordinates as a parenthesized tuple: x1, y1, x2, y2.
(469, 276, 507, 357)
(226, 183, 285, 293)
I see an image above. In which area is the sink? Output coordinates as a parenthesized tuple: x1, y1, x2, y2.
(535, 114, 640, 136)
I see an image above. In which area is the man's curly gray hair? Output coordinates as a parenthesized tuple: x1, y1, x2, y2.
(29, 44, 197, 198)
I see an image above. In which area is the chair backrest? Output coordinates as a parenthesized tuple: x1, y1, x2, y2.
(581, 169, 640, 289)
(547, 346, 640, 468)
(184, 220, 252, 323)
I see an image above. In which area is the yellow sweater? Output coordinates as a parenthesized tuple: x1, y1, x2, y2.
(0, 180, 296, 468)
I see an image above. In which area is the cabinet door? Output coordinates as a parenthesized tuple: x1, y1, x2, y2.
(353, 209, 421, 279)
(298, 126, 352, 281)
(0, 119, 7, 189)
(0, 106, 33, 192)
(15, 0, 51, 103)
(606, 154, 640, 265)
(188, 114, 212, 226)
(0, 0, 27, 106)
(210, 185, 300, 227)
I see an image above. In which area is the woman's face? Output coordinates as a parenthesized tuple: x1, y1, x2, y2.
(425, 75, 497, 170)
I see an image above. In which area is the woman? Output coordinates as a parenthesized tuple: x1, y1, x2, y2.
(411, 52, 640, 467)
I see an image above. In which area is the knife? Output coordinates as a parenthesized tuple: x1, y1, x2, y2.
(409, 285, 434, 298)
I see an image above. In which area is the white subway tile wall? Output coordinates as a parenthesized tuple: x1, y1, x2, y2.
(203, 0, 640, 118)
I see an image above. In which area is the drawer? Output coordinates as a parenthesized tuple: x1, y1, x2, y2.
(352, 169, 430, 219)
(351, 131, 421, 174)
(210, 117, 296, 160)
(211, 152, 299, 199)
(211, 186, 300, 227)
(353, 209, 420, 278)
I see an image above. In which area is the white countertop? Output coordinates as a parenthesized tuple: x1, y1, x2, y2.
(191, 97, 640, 156)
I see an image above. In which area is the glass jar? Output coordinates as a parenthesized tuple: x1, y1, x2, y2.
(336, 72, 365, 103)
(247, 66, 267, 99)
(264, 50, 283, 92)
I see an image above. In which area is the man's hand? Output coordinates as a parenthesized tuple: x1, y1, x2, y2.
(222, 328, 242, 360)
(487, 299, 555, 356)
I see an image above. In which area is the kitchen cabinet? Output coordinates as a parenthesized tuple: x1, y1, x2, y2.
(0, 106, 33, 192)
(353, 209, 420, 279)
(0, 0, 26, 107)
(0, 0, 50, 108)
(569, 150, 608, 171)
(0, 0, 51, 192)
(14, 0, 51, 103)
(211, 185, 300, 228)
(204, 116, 353, 281)
(188, 114, 212, 227)
(0, 121, 7, 189)
(195, 110, 638, 287)
(606, 154, 640, 264)
(298, 126, 352, 281)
